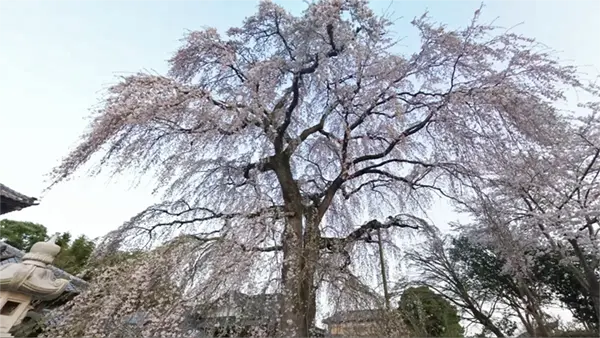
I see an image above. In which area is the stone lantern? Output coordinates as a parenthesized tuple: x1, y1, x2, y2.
(0, 235, 70, 337)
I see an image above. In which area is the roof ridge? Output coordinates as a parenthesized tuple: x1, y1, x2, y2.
(0, 183, 37, 203)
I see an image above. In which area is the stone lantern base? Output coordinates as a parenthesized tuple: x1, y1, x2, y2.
(0, 289, 33, 337)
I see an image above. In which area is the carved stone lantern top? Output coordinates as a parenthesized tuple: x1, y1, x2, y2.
(0, 235, 70, 300)
(22, 235, 62, 265)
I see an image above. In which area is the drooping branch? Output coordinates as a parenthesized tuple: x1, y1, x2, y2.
(130, 204, 291, 239)
(44, 1, 600, 336)
(285, 101, 339, 156)
(238, 243, 283, 252)
(273, 11, 296, 61)
(341, 168, 440, 201)
(318, 214, 428, 277)
(349, 214, 424, 239)
(186, 234, 283, 253)
(313, 93, 449, 219)
(308, 50, 465, 215)
(321, 214, 427, 250)
(352, 108, 437, 165)
(329, 53, 461, 197)
(273, 21, 348, 154)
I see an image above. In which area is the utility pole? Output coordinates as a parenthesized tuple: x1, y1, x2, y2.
(377, 227, 390, 310)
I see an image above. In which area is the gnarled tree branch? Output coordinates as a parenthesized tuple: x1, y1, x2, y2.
(321, 214, 428, 250)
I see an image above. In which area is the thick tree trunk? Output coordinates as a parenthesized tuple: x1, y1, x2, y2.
(301, 207, 320, 331)
(274, 156, 316, 337)
(280, 214, 308, 337)
(280, 207, 321, 337)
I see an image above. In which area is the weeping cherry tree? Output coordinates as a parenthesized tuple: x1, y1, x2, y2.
(49, 0, 596, 336)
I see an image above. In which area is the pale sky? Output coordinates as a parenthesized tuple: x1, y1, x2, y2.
(1, 0, 598, 242)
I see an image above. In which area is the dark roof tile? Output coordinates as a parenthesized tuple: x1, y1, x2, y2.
(322, 309, 385, 324)
(0, 183, 37, 206)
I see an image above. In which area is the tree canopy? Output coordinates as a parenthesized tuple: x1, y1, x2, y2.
(0, 219, 47, 252)
(532, 250, 598, 331)
(54, 233, 96, 276)
(0, 219, 95, 276)
(46, 0, 599, 336)
(399, 286, 464, 337)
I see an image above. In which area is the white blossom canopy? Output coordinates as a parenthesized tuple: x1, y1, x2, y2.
(47, 0, 599, 336)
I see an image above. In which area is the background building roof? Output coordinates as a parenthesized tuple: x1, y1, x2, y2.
(194, 291, 282, 328)
(0, 183, 38, 215)
(322, 309, 386, 324)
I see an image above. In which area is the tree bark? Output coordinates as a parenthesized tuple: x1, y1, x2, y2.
(469, 304, 506, 337)
(568, 239, 600, 321)
(521, 283, 550, 337)
(301, 207, 320, 332)
(274, 155, 310, 337)
(449, 272, 505, 337)
(280, 214, 307, 338)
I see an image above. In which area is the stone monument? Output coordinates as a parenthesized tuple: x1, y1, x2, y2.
(0, 235, 70, 337)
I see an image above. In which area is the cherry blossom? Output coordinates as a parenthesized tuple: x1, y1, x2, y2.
(48, 0, 598, 336)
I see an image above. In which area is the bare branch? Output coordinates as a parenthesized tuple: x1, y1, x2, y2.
(321, 214, 427, 250)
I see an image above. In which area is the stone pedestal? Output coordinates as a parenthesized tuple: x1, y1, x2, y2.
(0, 292, 32, 334)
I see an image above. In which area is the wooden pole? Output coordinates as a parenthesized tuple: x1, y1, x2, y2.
(377, 228, 390, 310)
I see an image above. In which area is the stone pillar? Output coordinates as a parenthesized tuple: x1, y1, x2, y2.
(0, 236, 70, 337)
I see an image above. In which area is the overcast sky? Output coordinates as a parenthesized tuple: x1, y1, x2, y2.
(1, 0, 598, 241)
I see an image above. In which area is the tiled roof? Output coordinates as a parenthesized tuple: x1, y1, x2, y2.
(193, 291, 282, 328)
(322, 309, 386, 324)
(0, 183, 37, 206)
(0, 241, 88, 293)
(229, 291, 281, 320)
